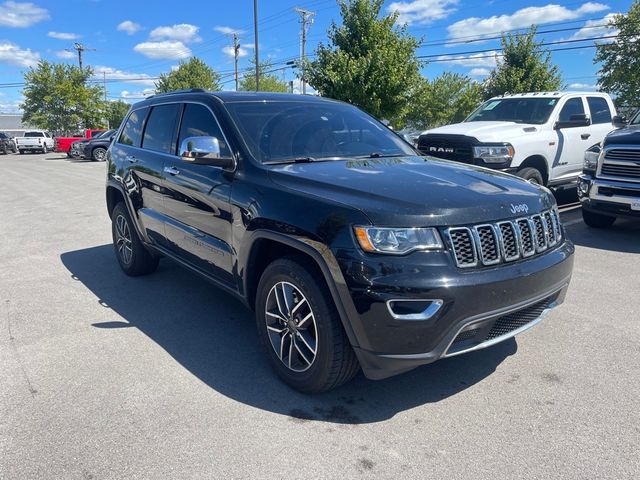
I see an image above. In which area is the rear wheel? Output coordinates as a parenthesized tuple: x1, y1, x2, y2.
(1, 144, 7, 155)
(516, 167, 544, 185)
(111, 202, 159, 276)
(582, 209, 616, 228)
(255, 257, 360, 393)
(92, 147, 107, 162)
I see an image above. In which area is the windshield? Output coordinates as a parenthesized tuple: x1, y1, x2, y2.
(466, 98, 559, 125)
(94, 129, 115, 139)
(224, 100, 415, 163)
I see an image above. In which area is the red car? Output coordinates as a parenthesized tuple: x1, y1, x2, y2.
(55, 129, 105, 156)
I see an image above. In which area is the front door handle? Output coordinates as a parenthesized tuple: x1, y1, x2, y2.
(125, 155, 137, 163)
(164, 166, 180, 176)
(581, 133, 591, 140)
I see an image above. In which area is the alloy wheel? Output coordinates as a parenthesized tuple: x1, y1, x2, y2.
(115, 214, 133, 265)
(265, 281, 318, 372)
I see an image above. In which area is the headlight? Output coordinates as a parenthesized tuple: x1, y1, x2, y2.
(353, 226, 443, 255)
(472, 144, 515, 164)
(583, 145, 601, 173)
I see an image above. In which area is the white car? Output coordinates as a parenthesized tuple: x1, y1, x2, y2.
(417, 92, 618, 187)
(16, 130, 55, 154)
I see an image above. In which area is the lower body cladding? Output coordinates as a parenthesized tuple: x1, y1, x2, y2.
(336, 241, 574, 379)
(578, 175, 640, 218)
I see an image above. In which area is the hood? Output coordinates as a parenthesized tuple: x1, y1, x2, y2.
(604, 125, 640, 146)
(268, 156, 555, 227)
(424, 121, 539, 142)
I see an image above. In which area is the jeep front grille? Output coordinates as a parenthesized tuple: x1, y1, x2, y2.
(446, 209, 561, 268)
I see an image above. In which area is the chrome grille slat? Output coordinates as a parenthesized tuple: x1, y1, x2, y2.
(447, 209, 561, 269)
(601, 147, 640, 180)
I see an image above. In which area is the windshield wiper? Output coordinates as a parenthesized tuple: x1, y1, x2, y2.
(264, 156, 320, 165)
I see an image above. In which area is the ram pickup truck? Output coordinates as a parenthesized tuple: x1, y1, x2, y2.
(579, 111, 640, 227)
(106, 90, 574, 392)
(55, 128, 105, 156)
(418, 92, 617, 187)
(16, 130, 55, 154)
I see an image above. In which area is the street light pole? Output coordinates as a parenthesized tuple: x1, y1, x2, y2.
(254, 0, 260, 91)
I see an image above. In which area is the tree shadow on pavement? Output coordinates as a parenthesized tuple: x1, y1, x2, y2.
(61, 244, 517, 425)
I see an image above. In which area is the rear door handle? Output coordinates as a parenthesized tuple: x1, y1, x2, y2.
(164, 166, 180, 176)
(581, 133, 591, 140)
(125, 155, 137, 163)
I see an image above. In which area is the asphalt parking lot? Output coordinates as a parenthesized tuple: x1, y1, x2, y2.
(1, 152, 639, 479)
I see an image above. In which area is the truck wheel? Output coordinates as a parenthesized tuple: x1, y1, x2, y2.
(516, 167, 544, 185)
(1, 145, 6, 155)
(582, 209, 616, 229)
(92, 147, 107, 162)
(42, 144, 48, 154)
(111, 202, 159, 276)
(255, 257, 360, 393)
(18, 149, 24, 155)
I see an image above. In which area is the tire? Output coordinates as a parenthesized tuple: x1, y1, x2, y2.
(582, 208, 616, 229)
(1, 145, 6, 155)
(255, 257, 360, 393)
(516, 167, 544, 185)
(12, 145, 17, 154)
(42, 144, 48, 154)
(111, 202, 159, 276)
(18, 149, 24, 155)
(92, 147, 107, 162)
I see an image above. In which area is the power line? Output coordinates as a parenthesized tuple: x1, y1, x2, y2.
(295, 7, 316, 94)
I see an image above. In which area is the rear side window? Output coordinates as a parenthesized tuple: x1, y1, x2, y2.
(177, 103, 231, 157)
(558, 98, 585, 122)
(587, 97, 612, 124)
(142, 104, 181, 154)
(118, 107, 149, 147)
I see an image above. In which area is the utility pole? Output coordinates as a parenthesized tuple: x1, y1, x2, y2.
(253, 0, 259, 91)
(231, 33, 241, 91)
(294, 7, 315, 95)
(103, 71, 109, 128)
(66, 42, 95, 70)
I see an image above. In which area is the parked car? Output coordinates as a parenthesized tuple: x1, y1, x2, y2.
(55, 129, 105, 156)
(106, 90, 574, 393)
(417, 92, 617, 187)
(16, 130, 55, 154)
(0, 132, 18, 154)
(81, 129, 116, 161)
(70, 129, 115, 159)
(578, 111, 640, 227)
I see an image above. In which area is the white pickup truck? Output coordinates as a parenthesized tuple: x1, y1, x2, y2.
(16, 130, 55, 154)
(417, 92, 619, 187)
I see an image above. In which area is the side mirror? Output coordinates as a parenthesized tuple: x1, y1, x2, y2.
(179, 136, 235, 169)
(555, 113, 591, 129)
(612, 115, 628, 128)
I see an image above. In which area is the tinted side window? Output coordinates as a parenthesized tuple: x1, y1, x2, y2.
(178, 103, 231, 157)
(142, 104, 181, 154)
(118, 107, 149, 147)
(558, 98, 585, 122)
(587, 97, 612, 124)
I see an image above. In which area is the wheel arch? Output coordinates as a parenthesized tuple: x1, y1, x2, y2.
(519, 155, 549, 185)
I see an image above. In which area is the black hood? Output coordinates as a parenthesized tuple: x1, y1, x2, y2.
(604, 125, 640, 146)
(268, 156, 555, 226)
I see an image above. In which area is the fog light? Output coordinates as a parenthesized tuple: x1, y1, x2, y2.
(580, 181, 589, 195)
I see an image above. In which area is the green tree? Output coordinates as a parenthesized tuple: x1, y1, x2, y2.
(239, 59, 289, 92)
(306, 0, 422, 124)
(106, 100, 131, 129)
(404, 73, 483, 129)
(595, 2, 640, 108)
(483, 27, 563, 99)
(21, 60, 106, 133)
(155, 57, 221, 93)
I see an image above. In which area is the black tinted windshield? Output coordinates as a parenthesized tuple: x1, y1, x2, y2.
(95, 129, 115, 139)
(24, 131, 45, 137)
(466, 98, 559, 124)
(224, 100, 415, 163)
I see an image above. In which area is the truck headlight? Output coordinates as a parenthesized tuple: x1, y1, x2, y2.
(473, 144, 515, 164)
(353, 226, 443, 255)
(583, 144, 601, 174)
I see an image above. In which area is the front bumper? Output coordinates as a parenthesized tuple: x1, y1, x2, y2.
(336, 240, 574, 379)
(578, 175, 640, 219)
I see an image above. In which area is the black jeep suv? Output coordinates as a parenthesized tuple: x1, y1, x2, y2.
(106, 90, 574, 392)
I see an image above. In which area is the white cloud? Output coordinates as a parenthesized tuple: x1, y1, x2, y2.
(568, 82, 598, 91)
(0, 41, 39, 67)
(48, 31, 80, 40)
(448, 2, 609, 41)
(117, 20, 142, 35)
(222, 43, 253, 59)
(149, 23, 201, 43)
(55, 50, 75, 59)
(0, 1, 49, 28)
(387, 0, 459, 25)
(214, 26, 244, 35)
(133, 41, 191, 59)
(93, 65, 156, 86)
(120, 88, 156, 100)
(563, 13, 619, 43)
(436, 51, 499, 67)
(469, 67, 491, 76)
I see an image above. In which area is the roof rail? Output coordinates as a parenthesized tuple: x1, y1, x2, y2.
(148, 88, 207, 98)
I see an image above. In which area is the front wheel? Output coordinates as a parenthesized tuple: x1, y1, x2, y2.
(255, 257, 359, 393)
(92, 147, 107, 162)
(582, 209, 616, 228)
(516, 167, 544, 185)
(111, 202, 159, 276)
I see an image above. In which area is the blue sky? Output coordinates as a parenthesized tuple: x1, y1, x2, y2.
(0, 0, 631, 112)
